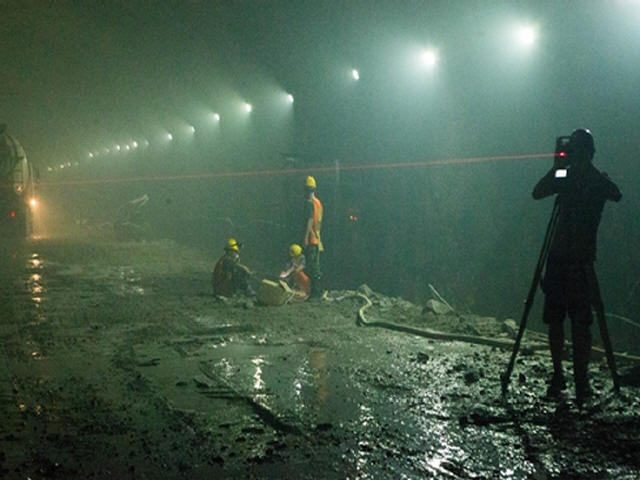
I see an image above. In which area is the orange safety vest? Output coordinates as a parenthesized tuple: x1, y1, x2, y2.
(306, 196, 324, 251)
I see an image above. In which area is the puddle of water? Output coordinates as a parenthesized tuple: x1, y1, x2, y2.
(112, 266, 146, 296)
(28, 253, 43, 270)
(25, 253, 48, 319)
(203, 343, 363, 431)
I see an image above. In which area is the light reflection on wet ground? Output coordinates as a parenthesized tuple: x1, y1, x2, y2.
(189, 324, 640, 479)
(195, 337, 512, 478)
(1, 239, 639, 479)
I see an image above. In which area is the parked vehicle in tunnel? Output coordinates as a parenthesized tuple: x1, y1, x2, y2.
(0, 123, 37, 238)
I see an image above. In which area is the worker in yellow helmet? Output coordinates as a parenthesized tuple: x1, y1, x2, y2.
(212, 237, 254, 297)
(279, 243, 310, 300)
(302, 176, 323, 299)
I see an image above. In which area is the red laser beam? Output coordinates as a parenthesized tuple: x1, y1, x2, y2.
(30, 152, 553, 187)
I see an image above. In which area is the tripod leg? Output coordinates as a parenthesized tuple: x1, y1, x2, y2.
(585, 265, 620, 393)
(501, 199, 560, 397)
(501, 303, 531, 397)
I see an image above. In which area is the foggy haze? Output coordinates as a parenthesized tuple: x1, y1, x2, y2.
(2, 0, 639, 349)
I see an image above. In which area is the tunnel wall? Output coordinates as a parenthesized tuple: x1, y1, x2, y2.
(36, 144, 640, 354)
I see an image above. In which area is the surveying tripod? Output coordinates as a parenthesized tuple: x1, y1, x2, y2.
(501, 197, 620, 397)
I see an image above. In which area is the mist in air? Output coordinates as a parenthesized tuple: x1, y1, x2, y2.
(3, 1, 639, 349)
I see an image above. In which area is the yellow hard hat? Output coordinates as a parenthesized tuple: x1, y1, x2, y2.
(225, 237, 240, 251)
(305, 175, 316, 189)
(289, 243, 302, 257)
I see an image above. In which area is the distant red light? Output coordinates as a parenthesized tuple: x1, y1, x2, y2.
(10, 211, 16, 218)
(556, 152, 567, 157)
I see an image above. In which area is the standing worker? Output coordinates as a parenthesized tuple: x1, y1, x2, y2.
(303, 176, 324, 299)
(212, 237, 254, 298)
(532, 128, 621, 406)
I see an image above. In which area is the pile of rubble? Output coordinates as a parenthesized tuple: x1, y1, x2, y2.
(326, 284, 528, 343)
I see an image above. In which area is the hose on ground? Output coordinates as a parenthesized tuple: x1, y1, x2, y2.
(323, 290, 640, 363)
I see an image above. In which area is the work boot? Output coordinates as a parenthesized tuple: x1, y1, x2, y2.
(307, 293, 322, 304)
(575, 382, 592, 408)
(546, 373, 567, 398)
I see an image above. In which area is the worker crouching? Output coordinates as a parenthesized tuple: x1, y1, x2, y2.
(279, 243, 310, 301)
(212, 238, 255, 298)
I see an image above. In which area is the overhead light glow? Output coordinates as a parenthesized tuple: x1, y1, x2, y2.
(286, 93, 294, 103)
(132, 141, 138, 148)
(115, 145, 121, 151)
(244, 103, 252, 113)
(517, 25, 536, 47)
(189, 125, 196, 134)
(212, 113, 220, 122)
(88, 152, 94, 158)
(352, 69, 360, 80)
(125, 145, 130, 151)
(421, 49, 438, 67)
(167, 133, 173, 141)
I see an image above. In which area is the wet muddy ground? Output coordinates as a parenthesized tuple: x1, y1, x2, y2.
(1, 238, 639, 479)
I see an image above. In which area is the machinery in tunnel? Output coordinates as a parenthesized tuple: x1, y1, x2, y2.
(0, 123, 37, 239)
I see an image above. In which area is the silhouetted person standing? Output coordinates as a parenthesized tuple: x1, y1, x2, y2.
(533, 129, 621, 405)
